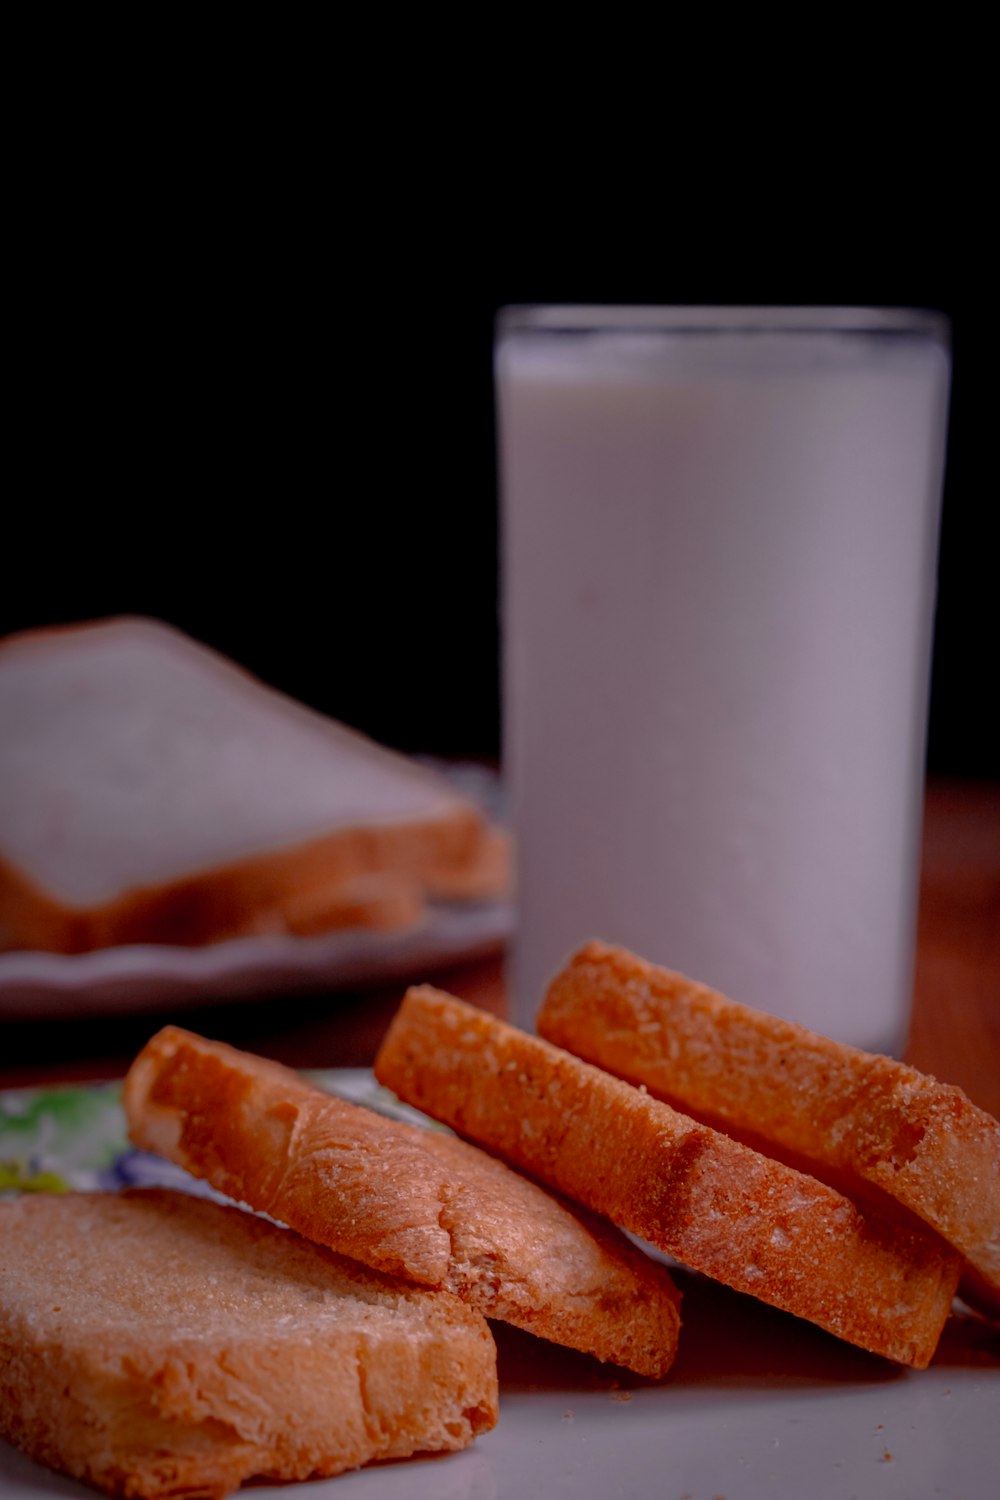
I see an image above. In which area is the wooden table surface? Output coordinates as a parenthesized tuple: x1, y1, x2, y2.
(1, 778, 997, 1119)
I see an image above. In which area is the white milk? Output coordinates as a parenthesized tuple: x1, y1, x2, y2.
(496, 307, 950, 1051)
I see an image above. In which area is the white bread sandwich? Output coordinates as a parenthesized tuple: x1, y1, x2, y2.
(0, 616, 507, 953)
(374, 985, 963, 1368)
(122, 1026, 682, 1379)
(537, 940, 1000, 1318)
(0, 1187, 498, 1499)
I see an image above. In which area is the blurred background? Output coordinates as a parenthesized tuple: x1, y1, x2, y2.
(4, 148, 993, 782)
(1, 74, 996, 1109)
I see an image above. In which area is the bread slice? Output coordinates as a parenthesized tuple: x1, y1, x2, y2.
(374, 986, 962, 1368)
(537, 940, 1000, 1318)
(0, 617, 507, 953)
(123, 1027, 681, 1378)
(0, 1187, 498, 1499)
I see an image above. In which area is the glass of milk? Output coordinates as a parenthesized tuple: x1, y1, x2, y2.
(496, 305, 951, 1052)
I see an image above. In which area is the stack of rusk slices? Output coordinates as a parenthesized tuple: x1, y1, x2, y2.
(2, 940, 996, 1499)
(1, 994, 680, 1497)
(376, 939, 999, 1345)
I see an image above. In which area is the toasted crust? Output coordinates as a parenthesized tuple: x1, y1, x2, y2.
(0, 617, 507, 953)
(123, 1027, 681, 1378)
(0, 1188, 498, 1499)
(375, 986, 963, 1368)
(538, 940, 1000, 1317)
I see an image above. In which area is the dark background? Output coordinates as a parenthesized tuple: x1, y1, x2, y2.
(4, 163, 993, 780)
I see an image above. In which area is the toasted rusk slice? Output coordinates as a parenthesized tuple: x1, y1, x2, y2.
(123, 1027, 681, 1379)
(0, 1188, 497, 1499)
(0, 616, 507, 954)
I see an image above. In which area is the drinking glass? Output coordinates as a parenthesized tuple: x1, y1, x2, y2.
(496, 305, 951, 1052)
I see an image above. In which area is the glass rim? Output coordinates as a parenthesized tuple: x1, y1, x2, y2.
(496, 304, 950, 342)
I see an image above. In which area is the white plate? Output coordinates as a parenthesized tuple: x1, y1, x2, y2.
(0, 901, 512, 1019)
(1, 1078, 997, 1500)
(1, 1318, 996, 1500)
